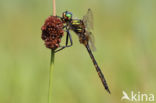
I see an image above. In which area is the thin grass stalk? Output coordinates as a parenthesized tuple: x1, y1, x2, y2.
(48, 50, 55, 103)
(53, 0, 56, 16)
(48, 0, 56, 103)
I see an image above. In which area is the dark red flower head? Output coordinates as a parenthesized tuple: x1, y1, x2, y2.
(41, 16, 64, 50)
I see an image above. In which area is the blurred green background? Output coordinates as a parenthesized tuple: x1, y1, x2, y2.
(0, 0, 156, 103)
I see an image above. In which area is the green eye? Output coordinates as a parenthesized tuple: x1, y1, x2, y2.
(66, 14, 71, 18)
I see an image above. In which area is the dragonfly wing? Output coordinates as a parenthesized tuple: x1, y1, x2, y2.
(86, 31, 96, 51)
(83, 9, 95, 51)
(83, 8, 94, 30)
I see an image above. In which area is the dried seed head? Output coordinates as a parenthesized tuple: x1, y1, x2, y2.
(41, 16, 64, 50)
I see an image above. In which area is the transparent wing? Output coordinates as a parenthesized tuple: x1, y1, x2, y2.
(83, 9, 95, 51)
(83, 8, 94, 30)
(86, 31, 96, 51)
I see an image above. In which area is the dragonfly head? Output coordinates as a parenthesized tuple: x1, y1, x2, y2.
(62, 11, 72, 22)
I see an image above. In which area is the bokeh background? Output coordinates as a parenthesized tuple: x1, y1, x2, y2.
(0, 0, 156, 103)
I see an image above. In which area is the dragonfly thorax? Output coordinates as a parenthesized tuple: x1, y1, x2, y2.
(71, 19, 85, 34)
(70, 19, 89, 45)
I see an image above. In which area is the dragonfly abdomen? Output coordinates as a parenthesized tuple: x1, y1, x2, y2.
(86, 44, 111, 93)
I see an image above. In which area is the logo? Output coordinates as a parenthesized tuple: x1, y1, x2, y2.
(121, 91, 155, 102)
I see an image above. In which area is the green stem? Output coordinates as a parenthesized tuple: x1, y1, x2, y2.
(48, 50, 55, 103)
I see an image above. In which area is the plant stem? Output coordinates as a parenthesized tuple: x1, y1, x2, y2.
(53, 0, 56, 16)
(48, 50, 55, 103)
(48, 0, 56, 103)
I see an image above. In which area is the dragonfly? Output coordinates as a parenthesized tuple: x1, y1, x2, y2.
(56, 9, 110, 93)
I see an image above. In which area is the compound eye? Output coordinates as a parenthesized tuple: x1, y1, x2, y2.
(66, 13, 72, 19)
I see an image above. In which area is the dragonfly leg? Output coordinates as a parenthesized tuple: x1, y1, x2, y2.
(66, 29, 73, 47)
(55, 29, 73, 53)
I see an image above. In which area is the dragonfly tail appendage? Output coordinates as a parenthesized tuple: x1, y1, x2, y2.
(85, 44, 111, 94)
